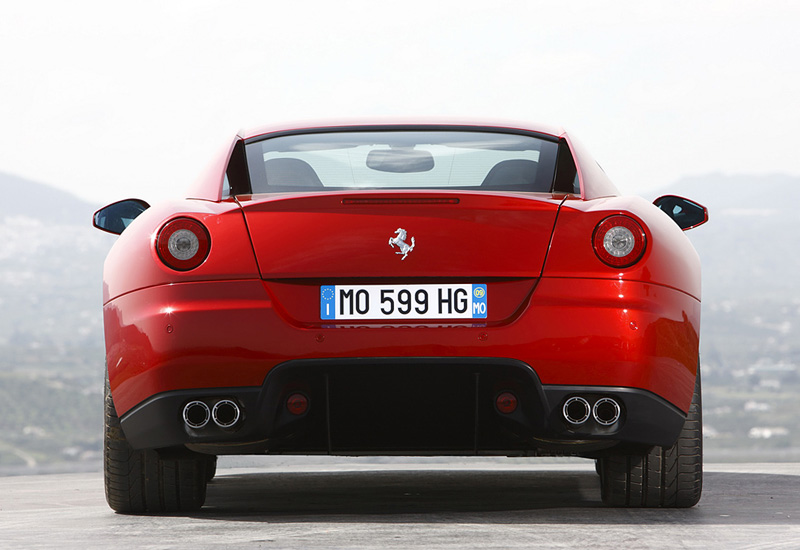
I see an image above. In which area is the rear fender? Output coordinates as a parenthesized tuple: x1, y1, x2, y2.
(546, 195, 701, 301)
(102, 199, 258, 303)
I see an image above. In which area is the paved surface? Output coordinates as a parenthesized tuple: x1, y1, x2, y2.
(1, 459, 798, 549)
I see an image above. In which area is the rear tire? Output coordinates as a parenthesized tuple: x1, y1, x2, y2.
(205, 455, 218, 482)
(104, 374, 208, 513)
(599, 367, 703, 508)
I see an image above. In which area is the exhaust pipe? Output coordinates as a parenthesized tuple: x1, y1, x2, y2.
(563, 396, 591, 425)
(593, 397, 621, 425)
(183, 401, 211, 429)
(212, 399, 241, 428)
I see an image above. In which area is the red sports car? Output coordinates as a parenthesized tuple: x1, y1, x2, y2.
(94, 121, 708, 513)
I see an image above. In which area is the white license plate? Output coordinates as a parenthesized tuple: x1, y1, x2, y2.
(320, 284, 487, 320)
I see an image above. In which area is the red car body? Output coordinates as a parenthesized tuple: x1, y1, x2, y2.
(95, 121, 707, 511)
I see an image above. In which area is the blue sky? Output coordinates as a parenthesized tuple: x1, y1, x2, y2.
(1, 0, 798, 204)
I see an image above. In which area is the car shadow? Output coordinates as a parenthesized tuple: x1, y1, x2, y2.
(193, 469, 799, 526)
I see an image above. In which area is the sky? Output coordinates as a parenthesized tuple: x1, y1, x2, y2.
(1, 0, 799, 205)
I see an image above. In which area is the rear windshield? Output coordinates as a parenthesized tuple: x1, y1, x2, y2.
(242, 131, 563, 194)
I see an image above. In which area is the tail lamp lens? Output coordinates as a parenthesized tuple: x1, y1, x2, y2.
(156, 218, 210, 271)
(593, 215, 646, 267)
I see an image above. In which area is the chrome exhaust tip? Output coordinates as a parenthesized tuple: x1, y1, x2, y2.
(212, 399, 241, 428)
(563, 396, 591, 425)
(183, 401, 211, 429)
(593, 397, 621, 425)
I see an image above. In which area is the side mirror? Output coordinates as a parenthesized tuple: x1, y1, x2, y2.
(653, 195, 708, 231)
(92, 199, 151, 235)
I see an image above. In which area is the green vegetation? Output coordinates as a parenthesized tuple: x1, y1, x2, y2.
(0, 370, 103, 471)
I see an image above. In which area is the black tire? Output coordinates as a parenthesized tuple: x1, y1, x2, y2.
(205, 455, 218, 482)
(104, 375, 208, 513)
(599, 367, 703, 508)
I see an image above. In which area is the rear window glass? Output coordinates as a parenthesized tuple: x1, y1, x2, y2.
(243, 131, 562, 194)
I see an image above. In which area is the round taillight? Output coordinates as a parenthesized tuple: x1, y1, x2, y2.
(156, 218, 210, 271)
(495, 392, 518, 414)
(592, 215, 646, 268)
(286, 393, 309, 416)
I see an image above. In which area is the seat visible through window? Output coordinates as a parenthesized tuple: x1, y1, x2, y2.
(264, 158, 324, 188)
(480, 159, 544, 191)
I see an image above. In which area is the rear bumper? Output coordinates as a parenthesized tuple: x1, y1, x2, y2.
(120, 358, 687, 453)
(105, 275, 700, 451)
(104, 278, 700, 415)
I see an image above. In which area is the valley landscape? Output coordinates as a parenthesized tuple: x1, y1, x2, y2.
(0, 171, 797, 474)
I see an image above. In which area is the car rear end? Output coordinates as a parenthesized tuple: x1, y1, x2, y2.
(104, 125, 700, 459)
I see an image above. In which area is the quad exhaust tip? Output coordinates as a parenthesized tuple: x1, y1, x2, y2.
(182, 399, 241, 430)
(563, 396, 591, 425)
(562, 396, 621, 426)
(212, 399, 241, 428)
(593, 397, 621, 426)
(182, 401, 211, 429)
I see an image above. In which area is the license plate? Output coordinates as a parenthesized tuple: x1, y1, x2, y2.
(320, 284, 487, 320)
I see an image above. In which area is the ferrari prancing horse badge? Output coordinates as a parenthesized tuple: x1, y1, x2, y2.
(388, 228, 415, 260)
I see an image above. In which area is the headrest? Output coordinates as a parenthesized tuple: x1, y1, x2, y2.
(480, 159, 539, 188)
(265, 158, 323, 187)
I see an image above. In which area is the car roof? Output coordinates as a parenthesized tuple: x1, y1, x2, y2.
(240, 119, 567, 142)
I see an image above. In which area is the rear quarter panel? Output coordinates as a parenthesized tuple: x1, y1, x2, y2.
(102, 199, 259, 304)
(542, 195, 702, 410)
(544, 195, 702, 300)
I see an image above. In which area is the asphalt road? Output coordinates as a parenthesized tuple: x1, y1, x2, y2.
(1, 459, 798, 549)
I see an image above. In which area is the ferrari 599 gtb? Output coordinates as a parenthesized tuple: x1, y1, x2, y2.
(93, 121, 708, 513)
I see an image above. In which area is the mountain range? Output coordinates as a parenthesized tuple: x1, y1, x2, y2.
(0, 170, 797, 472)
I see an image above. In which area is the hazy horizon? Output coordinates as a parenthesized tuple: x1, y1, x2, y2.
(2, 1, 799, 205)
(1, 170, 798, 473)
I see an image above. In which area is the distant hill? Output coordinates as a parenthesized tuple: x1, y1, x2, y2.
(649, 173, 800, 213)
(0, 175, 114, 472)
(647, 173, 799, 303)
(0, 173, 114, 363)
(0, 171, 98, 225)
(0, 173, 797, 471)
(649, 174, 800, 459)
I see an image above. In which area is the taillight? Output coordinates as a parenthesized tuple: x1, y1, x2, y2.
(592, 215, 646, 268)
(156, 218, 210, 271)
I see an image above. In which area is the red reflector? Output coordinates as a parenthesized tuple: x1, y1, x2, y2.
(286, 393, 309, 415)
(496, 392, 518, 414)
